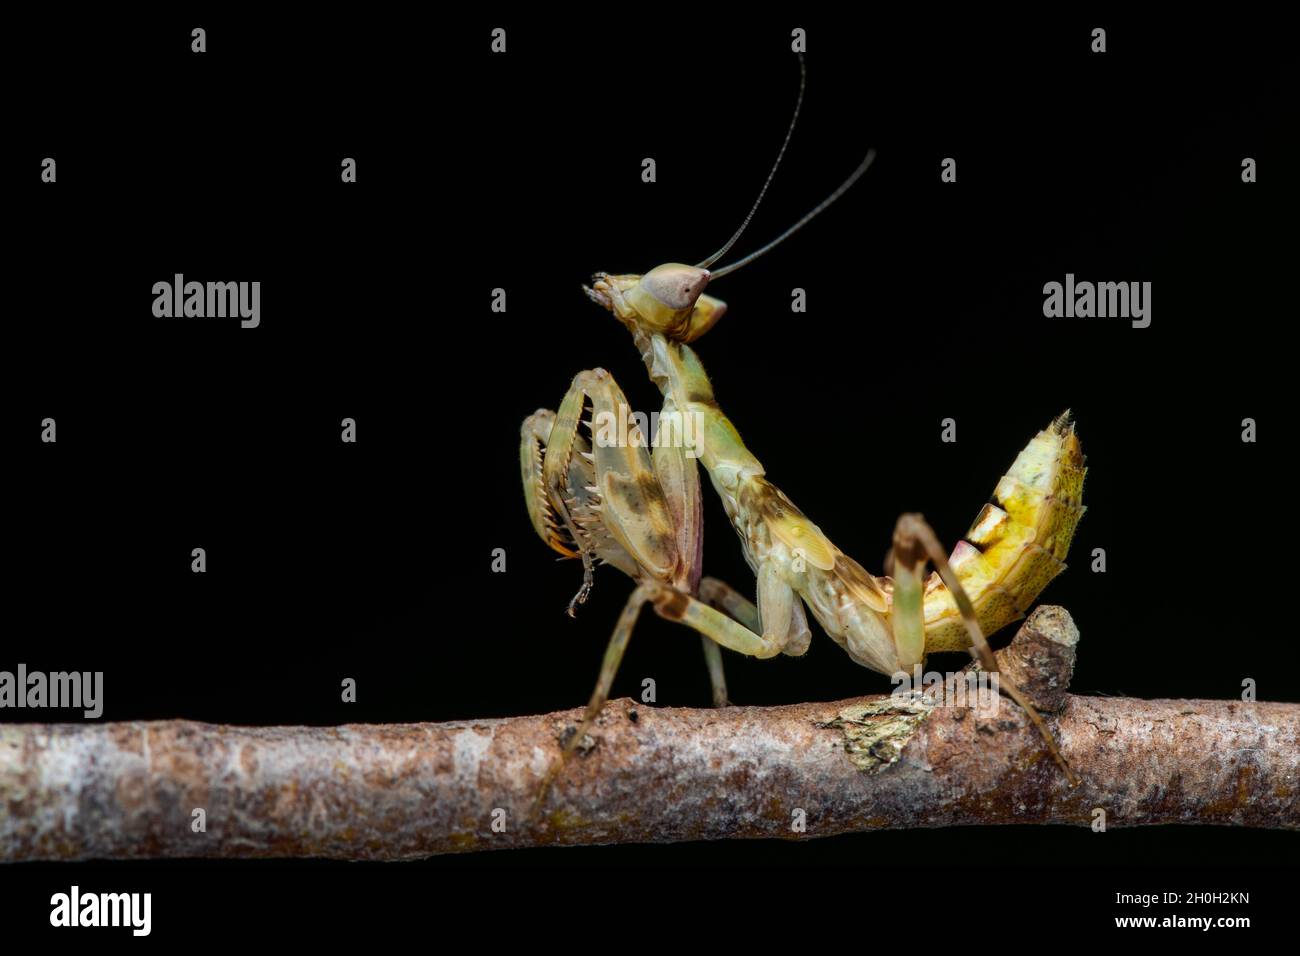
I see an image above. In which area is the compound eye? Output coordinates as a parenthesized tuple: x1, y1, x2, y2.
(640, 264, 710, 313)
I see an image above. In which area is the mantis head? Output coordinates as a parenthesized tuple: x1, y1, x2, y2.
(584, 265, 727, 344)
(582, 54, 876, 345)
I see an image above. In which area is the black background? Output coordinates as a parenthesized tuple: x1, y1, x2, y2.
(3, 7, 1293, 941)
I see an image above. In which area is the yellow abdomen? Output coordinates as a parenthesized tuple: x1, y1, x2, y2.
(922, 413, 1086, 651)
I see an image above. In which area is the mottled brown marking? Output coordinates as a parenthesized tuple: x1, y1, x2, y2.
(652, 589, 691, 620)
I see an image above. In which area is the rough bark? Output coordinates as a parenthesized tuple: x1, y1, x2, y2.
(2, 607, 1296, 861)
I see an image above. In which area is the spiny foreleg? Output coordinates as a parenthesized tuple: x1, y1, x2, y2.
(522, 369, 810, 816)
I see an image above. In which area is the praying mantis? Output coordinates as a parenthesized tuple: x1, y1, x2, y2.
(520, 55, 1086, 811)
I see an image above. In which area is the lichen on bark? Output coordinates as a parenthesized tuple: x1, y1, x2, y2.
(819, 695, 936, 773)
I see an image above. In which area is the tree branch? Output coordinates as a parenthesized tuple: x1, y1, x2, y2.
(2, 607, 1296, 861)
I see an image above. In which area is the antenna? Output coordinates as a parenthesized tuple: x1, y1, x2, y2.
(708, 148, 877, 279)
(693, 54, 807, 270)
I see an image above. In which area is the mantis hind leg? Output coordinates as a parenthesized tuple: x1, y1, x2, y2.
(892, 513, 1081, 787)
